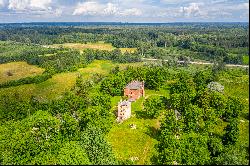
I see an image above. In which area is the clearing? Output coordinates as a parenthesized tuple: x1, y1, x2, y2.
(46, 42, 137, 54)
(0, 62, 45, 84)
(107, 89, 166, 165)
(0, 60, 143, 102)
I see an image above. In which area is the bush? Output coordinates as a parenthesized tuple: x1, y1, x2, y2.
(223, 119, 239, 145)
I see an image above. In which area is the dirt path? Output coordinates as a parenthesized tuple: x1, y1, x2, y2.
(142, 58, 249, 68)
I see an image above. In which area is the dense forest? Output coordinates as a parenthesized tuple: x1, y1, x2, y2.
(0, 22, 249, 165)
(0, 22, 249, 64)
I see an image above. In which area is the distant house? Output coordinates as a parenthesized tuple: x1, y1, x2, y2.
(124, 81, 145, 102)
(117, 100, 131, 122)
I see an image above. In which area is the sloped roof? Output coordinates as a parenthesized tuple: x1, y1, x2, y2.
(125, 81, 144, 90)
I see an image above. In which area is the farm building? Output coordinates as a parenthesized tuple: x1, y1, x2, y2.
(124, 81, 145, 102)
(117, 100, 131, 122)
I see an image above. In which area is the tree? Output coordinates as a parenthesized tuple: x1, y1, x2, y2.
(208, 136, 224, 158)
(144, 96, 166, 118)
(215, 144, 249, 165)
(57, 141, 91, 165)
(80, 124, 118, 165)
(178, 133, 211, 165)
(224, 96, 243, 121)
(182, 104, 204, 132)
(223, 119, 239, 145)
(193, 70, 213, 92)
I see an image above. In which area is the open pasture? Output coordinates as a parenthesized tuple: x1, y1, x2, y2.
(0, 62, 45, 84)
(47, 42, 137, 54)
(0, 60, 142, 102)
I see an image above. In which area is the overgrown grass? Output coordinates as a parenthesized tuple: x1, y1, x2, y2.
(0, 60, 143, 102)
(218, 71, 249, 150)
(47, 42, 137, 54)
(107, 97, 158, 165)
(0, 72, 77, 102)
(0, 62, 45, 84)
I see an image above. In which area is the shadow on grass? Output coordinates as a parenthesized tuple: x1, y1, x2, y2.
(145, 126, 159, 165)
(145, 126, 160, 140)
(241, 112, 249, 120)
(135, 110, 153, 119)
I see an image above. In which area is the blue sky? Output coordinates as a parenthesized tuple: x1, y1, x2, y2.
(0, 0, 249, 23)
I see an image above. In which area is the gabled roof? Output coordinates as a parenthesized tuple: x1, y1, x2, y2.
(125, 81, 144, 90)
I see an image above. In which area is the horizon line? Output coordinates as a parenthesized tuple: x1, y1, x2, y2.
(0, 21, 249, 24)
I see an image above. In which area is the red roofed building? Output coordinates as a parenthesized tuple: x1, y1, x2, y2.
(124, 81, 145, 102)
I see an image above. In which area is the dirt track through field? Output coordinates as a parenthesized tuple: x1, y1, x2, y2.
(142, 58, 249, 68)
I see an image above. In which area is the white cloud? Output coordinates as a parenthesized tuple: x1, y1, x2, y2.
(180, 3, 200, 17)
(104, 3, 119, 15)
(120, 8, 142, 16)
(73, 1, 103, 16)
(8, 0, 52, 11)
(0, 0, 5, 7)
(236, 2, 249, 10)
(54, 8, 62, 17)
(73, 1, 142, 16)
(29, 0, 52, 10)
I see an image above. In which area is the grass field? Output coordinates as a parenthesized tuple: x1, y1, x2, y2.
(219, 73, 249, 151)
(107, 97, 159, 165)
(0, 62, 45, 84)
(0, 72, 77, 102)
(47, 42, 137, 54)
(107, 88, 169, 165)
(0, 60, 143, 102)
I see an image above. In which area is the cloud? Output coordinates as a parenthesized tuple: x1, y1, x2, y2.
(54, 8, 62, 17)
(0, 0, 249, 23)
(8, 0, 52, 11)
(180, 3, 201, 17)
(73, 1, 142, 16)
(73, 1, 103, 16)
(0, 0, 5, 7)
(236, 2, 249, 10)
(120, 8, 142, 16)
(29, 0, 52, 10)
(104, 3, 119, 15)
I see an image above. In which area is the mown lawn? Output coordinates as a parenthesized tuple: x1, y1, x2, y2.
(0, 61, 45, 84)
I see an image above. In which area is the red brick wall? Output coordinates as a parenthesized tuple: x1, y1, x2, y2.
(124, 88, 144, 100)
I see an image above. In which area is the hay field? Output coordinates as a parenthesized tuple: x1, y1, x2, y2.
(0, 62, 45, 84)
(0, 60, 141, 102)
(47, 42, 137, 53)
(0, 72, 78, 102)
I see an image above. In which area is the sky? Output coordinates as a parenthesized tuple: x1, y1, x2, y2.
(0, 0, 249, 23)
